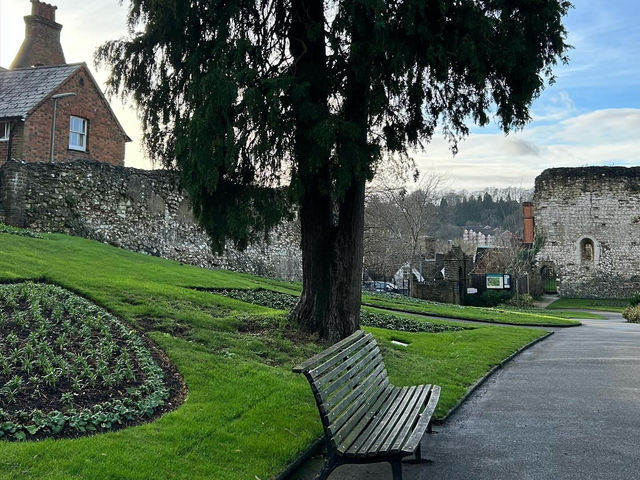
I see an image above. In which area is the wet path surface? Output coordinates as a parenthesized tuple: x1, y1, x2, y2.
(293, 312, 640, 479)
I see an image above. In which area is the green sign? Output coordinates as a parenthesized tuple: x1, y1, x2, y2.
(486, 274, 504, 289)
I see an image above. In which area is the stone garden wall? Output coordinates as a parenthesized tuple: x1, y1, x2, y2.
(0, 160, 302, 280)
(534, 167, 640, 298)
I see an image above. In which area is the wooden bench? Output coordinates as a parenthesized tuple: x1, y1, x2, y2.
(293, 330, 440, 480)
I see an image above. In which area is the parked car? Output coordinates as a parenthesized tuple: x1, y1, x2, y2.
(362, 281, 399, 293)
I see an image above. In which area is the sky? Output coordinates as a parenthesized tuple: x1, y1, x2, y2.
(1, 0, 639, 190)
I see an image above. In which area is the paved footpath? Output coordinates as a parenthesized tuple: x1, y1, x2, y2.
(293, 312, 640, 479)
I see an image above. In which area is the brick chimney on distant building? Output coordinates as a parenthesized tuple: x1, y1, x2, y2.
(10, 0, 66, 69)
(522, 202, 535, 244)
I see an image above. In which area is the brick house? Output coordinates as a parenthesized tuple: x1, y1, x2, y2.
(0, 1, 130, 166)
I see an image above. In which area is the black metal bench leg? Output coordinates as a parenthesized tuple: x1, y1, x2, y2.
(391, 460, 403, 480)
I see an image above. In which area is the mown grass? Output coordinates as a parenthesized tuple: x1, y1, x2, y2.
(0, 231, 547, 479)
(362, 293, 581, 326)
(547, 298, 629, 313)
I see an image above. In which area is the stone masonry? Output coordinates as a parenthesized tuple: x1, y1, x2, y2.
(0, 160, 302, 280)
(534, 166, 640, 298)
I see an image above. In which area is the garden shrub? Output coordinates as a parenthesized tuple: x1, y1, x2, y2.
(623, 305, 640, 323)
(629, 292, 640, 308)
(464, 290, 513, 308)
(504, 294, 535, 308)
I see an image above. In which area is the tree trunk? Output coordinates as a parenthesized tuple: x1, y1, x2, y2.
(289, 0, 374, 343)
(292, 178, 365, 342)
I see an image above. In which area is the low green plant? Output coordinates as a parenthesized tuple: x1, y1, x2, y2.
(214, 289, 463, 333)
(629, 292, 640, 308)
(0, 223, 43, 239)
(360, 310, 464, 333)
(623, 305, 640, 323)
(0, 282, 169, 440)
(465, 290, 513, 308)
(504, 294, 535, 308)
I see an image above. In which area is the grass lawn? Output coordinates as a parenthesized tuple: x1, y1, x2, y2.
(0, 230, 548, 479)
(547, 298, 629, 313)
(362, 293, 581, 326)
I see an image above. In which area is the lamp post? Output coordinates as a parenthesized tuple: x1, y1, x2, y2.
(49, 92, 76, 163)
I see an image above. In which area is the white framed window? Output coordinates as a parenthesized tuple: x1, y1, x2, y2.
(69, 116, 87, 151)
(0, 121, 9, 142)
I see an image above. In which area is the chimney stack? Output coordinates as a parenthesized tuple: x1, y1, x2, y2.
(423, 236, 436, 260)
(522, 202, 535, 244)
(10, 1, 66, 69)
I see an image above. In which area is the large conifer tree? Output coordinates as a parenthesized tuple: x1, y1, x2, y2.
(98, 0, 570, 341)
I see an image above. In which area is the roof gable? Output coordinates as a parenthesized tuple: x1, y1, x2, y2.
(0, 63, 130, 142)
(0, 63, 81, 119)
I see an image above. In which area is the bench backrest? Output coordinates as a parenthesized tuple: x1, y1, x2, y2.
(293, 330, 389, 449)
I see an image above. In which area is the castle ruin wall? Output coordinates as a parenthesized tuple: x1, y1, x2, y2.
(0, 160, 302, 281)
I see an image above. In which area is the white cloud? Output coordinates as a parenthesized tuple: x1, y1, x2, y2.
(414, 108, 640, 190)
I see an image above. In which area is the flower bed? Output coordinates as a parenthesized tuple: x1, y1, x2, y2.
(0, 282, 169, 440)
(212, 289, 463, 333)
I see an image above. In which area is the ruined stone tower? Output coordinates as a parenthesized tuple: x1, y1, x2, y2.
(534, 167, 640, 298)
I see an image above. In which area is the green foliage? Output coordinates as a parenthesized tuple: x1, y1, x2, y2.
(0, 223, 43, 239)
(213, 288, 298, 311)
(363, 291, 583, 326)
(623, 305, 640, 323)
(359, 310, 463, 333)
(96, 0, 571, 252)
(629, 292, 640, 308)
(465, 290, 513, 308)
(504, 294, 535, 308)
(212, 288, 464, 333)
(0, 282, 168, 440)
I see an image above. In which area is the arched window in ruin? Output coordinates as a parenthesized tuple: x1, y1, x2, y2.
(580, 238, 595, 263)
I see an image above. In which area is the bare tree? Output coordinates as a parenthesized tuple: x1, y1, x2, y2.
(364, 171, 446, 280)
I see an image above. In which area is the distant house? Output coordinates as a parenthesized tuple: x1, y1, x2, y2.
(0, 1, 130, 166)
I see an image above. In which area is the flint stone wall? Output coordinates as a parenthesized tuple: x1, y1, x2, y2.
(0, 159, 302, 280)
(534, 166, 640, 298)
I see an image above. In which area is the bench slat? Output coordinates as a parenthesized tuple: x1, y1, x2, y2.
(344, 386, 404, 456)
(388, 385, 431, 454)
(366, 385, 418, 457)
(311, 341, 379, 389)
(324, 361, 386, 425)
(335, 384, 394, 454)
(292, 330, 365, 374)
(400, 384, 441, 454)
(328, 375, 390, 449)
(307, 333, 374, 379)
(355, 386, 412, 457)
(313, 344, 381, 399)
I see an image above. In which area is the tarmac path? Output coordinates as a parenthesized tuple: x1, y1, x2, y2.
(294, 311, 640, 480)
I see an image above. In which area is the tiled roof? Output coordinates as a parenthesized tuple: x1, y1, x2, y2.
(0, 63, 82, 119)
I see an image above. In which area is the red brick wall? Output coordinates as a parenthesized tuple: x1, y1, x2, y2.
(522, 202, 535, 244)
(0, 122, 25, 165)
(20, 67, 127, 166)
